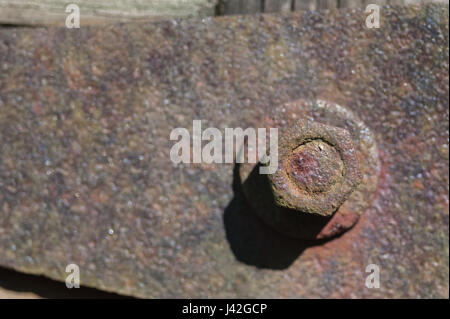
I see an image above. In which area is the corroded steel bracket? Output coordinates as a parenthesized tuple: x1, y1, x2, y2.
(0, 4, 448, 298)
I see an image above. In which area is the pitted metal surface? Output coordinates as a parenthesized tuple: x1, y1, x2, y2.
(0, 4, 448, 298)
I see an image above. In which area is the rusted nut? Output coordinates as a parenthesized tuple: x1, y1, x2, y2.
(239, 113, 367, 239)
(268, 119, 362, 217)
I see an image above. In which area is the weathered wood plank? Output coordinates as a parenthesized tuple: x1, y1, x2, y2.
(339, 0, 365, 8)
(1, 0, 447, 26)
(294, 0, 318, 10)
(222, 0, 261, 14)
(264, 0, 292, 12)
(389, 0, 405, 4)
(317, 0, 338, 9)
(364, 0, 388, 5)
(0, 0, 218, 26)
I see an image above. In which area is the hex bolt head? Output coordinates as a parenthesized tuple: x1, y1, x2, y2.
(240, 117, 364, 239)
(267, 119, 362, 217)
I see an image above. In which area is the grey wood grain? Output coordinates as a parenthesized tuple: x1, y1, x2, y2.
(265, 0, 292, 12)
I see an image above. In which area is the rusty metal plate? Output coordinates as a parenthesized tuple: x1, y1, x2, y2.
(0, 4, 448, 298)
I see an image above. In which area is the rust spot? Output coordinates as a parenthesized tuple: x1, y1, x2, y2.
(269, 119, 362, 217)
(316, 211, 360, 239)
(287, 140, 343, 194)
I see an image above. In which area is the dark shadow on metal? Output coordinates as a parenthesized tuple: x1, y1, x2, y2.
(0, 266, 130, 298)
(223, 163, 334, 270)
(0, 24, 37, 28)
